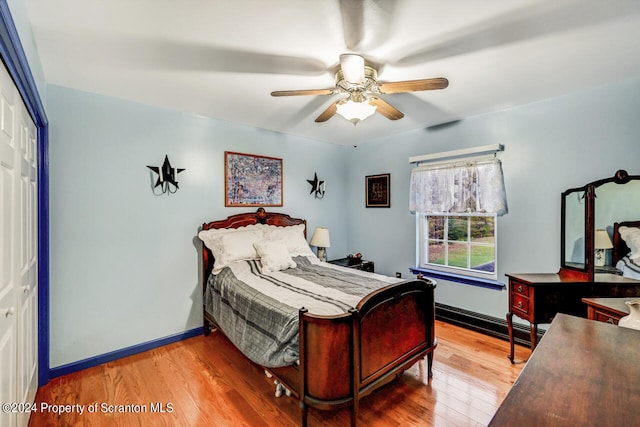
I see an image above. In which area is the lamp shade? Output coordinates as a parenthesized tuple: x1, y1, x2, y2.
(336, 99, 377, 123)
(310, 227, 331, 248)
(595, 229, 613, 249)
(339, 54, 365, 84)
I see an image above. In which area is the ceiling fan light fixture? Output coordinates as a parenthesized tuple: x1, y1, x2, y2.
(339, 54, 365, 84)
(273, 54, 447, 124)
(336, 98, 377, 124)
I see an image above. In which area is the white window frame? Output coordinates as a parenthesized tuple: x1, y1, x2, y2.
(416, 212, 498, 281)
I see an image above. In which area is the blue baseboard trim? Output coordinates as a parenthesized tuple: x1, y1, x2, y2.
(49, 326, 204, 379)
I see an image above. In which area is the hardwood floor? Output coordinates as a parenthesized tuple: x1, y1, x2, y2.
(29, 321, 530, 427)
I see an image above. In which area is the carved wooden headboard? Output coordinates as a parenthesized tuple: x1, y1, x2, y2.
(613, 220, 640, 266)
(200, 208, 307, 289)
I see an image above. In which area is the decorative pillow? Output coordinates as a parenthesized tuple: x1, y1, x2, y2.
(264, 224, 315, 257)
(198, 227, 264, 272)
(620, 226, 640, 260)
(198, 224, 265, 249)
(254, 240, 297, 273)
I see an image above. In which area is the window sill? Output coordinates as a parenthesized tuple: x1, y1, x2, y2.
(409, 267, 506, 290)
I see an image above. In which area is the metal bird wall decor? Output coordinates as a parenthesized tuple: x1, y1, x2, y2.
(147, 155, 185, 194)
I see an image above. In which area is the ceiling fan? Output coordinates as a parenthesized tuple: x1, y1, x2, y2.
(271, 54, 448, 124)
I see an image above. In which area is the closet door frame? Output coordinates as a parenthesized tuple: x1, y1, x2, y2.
(0, 1, 50, 385)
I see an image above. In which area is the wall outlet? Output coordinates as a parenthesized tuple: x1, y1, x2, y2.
(395, 272, 402, 278)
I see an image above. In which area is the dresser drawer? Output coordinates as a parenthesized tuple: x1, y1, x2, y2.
(512, 294, 530, 315)
(592, 309, 621, 325)
(511, 281, 529, 297)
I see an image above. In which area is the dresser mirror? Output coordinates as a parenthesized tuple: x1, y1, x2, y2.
(563, 188, 586, 269)
(561, 170, 640, 279)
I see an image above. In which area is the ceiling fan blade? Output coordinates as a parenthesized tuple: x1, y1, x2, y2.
(394, 1, 637, 67)
(378, 78, 449, 94)
(369, 97, 404, 120)
(83, 34, 327, 76)
(271, 89, 335, 97)
(340, 0, 396, 51)
(315, 102, 339, 122)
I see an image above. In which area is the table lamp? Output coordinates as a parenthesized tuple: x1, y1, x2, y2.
(310, 227, 331, 262)
(594, 229, 613, 267)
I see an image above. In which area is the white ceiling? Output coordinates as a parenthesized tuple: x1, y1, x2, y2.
(24, 0, 640, 145)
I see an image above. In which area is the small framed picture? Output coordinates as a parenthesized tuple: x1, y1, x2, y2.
(365, 173, 390, 208)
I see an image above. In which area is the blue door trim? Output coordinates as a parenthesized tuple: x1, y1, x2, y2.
(0, 0, 50, 385)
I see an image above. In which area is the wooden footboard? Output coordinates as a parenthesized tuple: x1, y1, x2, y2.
(270, 277, 437, 427)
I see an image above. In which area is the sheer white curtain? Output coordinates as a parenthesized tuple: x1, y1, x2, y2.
(409, 158, 508, 215)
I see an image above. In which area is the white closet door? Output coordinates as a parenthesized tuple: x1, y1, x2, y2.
(0, 57, 38, 427)
(0, 54, 19, 427)
(17, 101, 38, 427)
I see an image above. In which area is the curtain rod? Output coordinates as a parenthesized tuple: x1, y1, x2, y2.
(409, 143, 504, 164)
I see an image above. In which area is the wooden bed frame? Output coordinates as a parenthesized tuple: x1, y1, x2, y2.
(200, 208, 437, 426)
(613, 220, 640, 266)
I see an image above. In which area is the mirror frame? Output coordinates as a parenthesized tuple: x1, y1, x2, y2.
(560, 170, 639, 280)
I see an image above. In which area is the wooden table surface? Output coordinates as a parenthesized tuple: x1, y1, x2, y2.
(489, 313, 640, 426)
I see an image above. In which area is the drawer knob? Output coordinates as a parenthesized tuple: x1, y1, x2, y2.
(607, 317, 615, 324)
(517, 285, 523, 293)
(517, 301, 523, 308)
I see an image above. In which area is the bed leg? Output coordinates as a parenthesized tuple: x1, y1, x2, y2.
(427, 352, 434, 378)
(351, 400, 359, 427)
(203, 318, 211, 336)
(300, 401, 308, 427)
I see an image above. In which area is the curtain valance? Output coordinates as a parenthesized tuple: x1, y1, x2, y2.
(409, 158, 508, 215)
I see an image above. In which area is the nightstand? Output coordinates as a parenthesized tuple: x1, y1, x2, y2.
(328, 257, 374, 273)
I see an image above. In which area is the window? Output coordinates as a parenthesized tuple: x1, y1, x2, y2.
(418, 213, 497, 280)
(409, 147, 507, 287)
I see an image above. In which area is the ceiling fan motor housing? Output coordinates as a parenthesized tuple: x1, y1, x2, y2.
(335, 65, 379, 95)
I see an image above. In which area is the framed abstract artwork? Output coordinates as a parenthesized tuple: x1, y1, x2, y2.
(225, 151, 283, 207)
(365, 173, 390, 208)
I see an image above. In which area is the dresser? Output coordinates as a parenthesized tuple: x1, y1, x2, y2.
(582, 297, 630, 324)
(507, 171, 640, 362)
(490, 314, 640, 427)
(506, 272, 640, 363)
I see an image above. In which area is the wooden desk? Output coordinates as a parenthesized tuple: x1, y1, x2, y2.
(506, 272, 640, 362)
(489, 314, 640, 427)
(582, 297, 630, 324)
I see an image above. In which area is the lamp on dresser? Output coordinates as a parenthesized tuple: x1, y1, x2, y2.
(594, 229, 613, 267)
(310, 227, 331, 262)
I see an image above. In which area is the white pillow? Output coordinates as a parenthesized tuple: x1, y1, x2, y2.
(198, 224, 265, 249)
(620, 226, 640, 260)
(198, 227, 264, 273)
(264, 224, 315, 257)
(254, 240, 297, 273)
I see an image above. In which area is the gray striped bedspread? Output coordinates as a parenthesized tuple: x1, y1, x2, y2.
(204, 256, 401, 367)
(617, 255, 640, 280)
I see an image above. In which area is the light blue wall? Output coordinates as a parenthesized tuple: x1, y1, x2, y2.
(47, 85, 349, 367)
(345, 78, 640, 320)
(46, 77, 640, 366)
